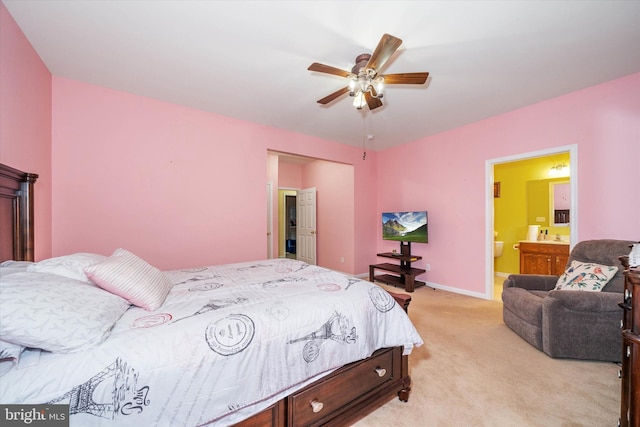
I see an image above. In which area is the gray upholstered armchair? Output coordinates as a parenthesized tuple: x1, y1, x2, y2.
(502, 239, 634, 362)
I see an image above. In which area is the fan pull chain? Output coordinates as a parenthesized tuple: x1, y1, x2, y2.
(362, 136, 366, 160)
(362, 113, 367, 160)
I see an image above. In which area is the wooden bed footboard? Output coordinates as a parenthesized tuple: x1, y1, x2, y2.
(233, 291, 413, 427)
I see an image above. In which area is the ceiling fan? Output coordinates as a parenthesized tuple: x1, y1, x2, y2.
(308, 34, 429, 111)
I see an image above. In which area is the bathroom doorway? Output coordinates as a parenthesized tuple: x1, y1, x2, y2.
(486, 145, 578, 300)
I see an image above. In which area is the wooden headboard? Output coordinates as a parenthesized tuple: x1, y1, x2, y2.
(0, 163, 38, 262)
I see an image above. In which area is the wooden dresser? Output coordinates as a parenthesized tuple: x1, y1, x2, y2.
(620, 255, 640, 427)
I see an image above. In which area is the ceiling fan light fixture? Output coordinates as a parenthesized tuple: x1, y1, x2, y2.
(348, 71, 384, 109)
(353, 92, 366, 109)
(309, 34, 428, 111)
(348, 77, 357, 96)
(357, 74, 370, 93)
(374, 76, 384, 99)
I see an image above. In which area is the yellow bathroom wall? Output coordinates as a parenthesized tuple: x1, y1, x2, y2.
(494, 153, 570, 275)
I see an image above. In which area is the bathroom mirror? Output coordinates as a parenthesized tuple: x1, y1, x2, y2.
(526, 178, 570, 227)
(549, 181, 570, 226)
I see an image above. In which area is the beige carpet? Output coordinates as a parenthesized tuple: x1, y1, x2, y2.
(353, 284, 621, 427)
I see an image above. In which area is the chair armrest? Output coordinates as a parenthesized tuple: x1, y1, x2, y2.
(503, 274, 559, 291)
(546, 290, 623, 312)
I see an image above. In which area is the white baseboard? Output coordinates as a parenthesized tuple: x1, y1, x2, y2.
(425, 282, 488, 300)
(359, 272, 490, 301)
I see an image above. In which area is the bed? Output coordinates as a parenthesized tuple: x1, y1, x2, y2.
(0, 163, 423, 427)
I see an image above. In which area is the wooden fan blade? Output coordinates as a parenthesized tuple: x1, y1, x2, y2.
(317, 87, 350, 105)
(382, 72, 429, 85)
(308, 63, 352, 78)
(365, 92, 383, 110)
(366, 34, 402, 72)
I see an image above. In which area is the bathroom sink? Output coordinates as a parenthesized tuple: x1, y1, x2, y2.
(519, 240, 569, 245)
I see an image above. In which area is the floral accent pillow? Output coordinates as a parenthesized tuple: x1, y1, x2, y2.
(554, 260, 618, 292)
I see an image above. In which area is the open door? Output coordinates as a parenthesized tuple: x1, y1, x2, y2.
(296, 187, 317, 265)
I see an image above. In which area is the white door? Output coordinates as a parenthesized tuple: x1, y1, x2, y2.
(297, 187, 317, 265)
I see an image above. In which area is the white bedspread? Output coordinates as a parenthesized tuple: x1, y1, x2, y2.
(1, 259, 423, 426)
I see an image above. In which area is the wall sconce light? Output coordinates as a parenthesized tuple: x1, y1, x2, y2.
(548, 162, 570, 177)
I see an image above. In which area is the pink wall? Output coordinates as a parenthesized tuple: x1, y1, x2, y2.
(0, 3, 52, 260)
(5, 6, 637, 293)
(272, 158, 355, 272)
(377, 72, 640, 296)
(278, 161, 302, 189)
(51, 77, 378, 272)
(302, 160, 355, 273)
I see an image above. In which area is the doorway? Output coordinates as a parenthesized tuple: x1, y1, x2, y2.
(277, 188, 317, 263)
(267, 150, 353, 272)
(278, 189, 298, 259)
(282, 196, 297, 259)
(486, 144, 578, 300)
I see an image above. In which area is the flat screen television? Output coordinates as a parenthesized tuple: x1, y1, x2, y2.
(382, 211, 428, 243)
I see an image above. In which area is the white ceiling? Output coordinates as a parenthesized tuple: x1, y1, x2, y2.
(4, 1, 640, 151)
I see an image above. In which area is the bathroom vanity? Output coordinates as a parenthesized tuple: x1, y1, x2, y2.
(519, 241, 570, 275)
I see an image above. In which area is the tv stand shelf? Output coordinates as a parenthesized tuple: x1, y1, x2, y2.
(376, 252, 421, 264)
(369, 244, 426, 292)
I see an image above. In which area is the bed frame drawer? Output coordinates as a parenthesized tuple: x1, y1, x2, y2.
(232, 401, 285, 427)
(288, 347, 398, 427)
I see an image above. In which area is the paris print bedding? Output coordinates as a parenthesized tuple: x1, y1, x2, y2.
(0, 258, 423, 426)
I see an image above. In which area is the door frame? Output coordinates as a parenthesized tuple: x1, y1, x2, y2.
(267, 182, 273, 259)
(485, 144, 578, 300)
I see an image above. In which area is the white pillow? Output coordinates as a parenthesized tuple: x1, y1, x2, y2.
(0, 260, 34, 277)
(27, 253, 107, 283)
(0, 272, 130, 353)
(0, 340, 24, 376)
(84, 248, 172, 311)
(554, 260, 619, 292)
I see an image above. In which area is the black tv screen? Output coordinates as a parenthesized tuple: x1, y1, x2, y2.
(382, 211, 428, 243)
